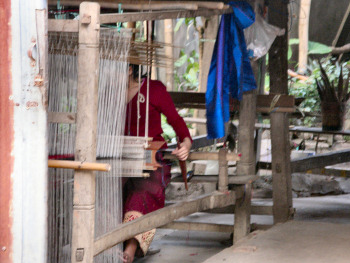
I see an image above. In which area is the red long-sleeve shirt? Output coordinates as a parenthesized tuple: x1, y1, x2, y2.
(125, 79, 191, 147)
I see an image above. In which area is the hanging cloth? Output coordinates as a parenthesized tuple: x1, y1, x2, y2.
(206, 1, 257, 139)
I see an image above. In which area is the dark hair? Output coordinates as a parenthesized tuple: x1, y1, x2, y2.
(130, 64, 149, 80)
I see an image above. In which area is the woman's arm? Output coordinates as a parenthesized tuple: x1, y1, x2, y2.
(153, 81, 192, 160)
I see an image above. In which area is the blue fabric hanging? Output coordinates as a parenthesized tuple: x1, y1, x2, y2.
(206, 1, 257, 139)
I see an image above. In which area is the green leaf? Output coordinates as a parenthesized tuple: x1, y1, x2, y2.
(288, 45, 293, 60)
(174, 18, 185, 32)
(289, 38, 299, 45)
(289, 38, 331, 54)
(175, 54, 187, 68)
(308, 41, 332, 54)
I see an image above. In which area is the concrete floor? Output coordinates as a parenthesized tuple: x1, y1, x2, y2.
(134, 194, 350, 263)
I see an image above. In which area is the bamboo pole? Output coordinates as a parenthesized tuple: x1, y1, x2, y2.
(71, 3, 100, 263)
(164, 19, 174, 90)
(298, 0, 311, 74)
(48, 160, 111, 172)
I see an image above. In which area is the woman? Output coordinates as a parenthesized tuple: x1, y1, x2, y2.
(123, 65, 192, 263)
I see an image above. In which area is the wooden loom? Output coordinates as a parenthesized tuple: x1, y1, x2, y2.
(47, 2, 254, 263)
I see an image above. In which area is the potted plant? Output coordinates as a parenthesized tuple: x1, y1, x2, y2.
(316, 61, 350, 131)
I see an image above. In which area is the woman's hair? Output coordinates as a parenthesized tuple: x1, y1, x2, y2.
(130, 64, 149, 80)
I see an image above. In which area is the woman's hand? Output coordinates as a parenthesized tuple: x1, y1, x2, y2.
(171, 137, 192, 161)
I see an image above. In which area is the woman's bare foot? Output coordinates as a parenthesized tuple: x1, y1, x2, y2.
(123, 238, 138, 263)
(122, 251, 133, 263)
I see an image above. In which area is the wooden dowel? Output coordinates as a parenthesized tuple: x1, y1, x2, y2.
(48, 160, 111, 172)
(163, 152, 240, 161)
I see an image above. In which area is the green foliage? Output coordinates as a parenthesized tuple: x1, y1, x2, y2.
(161, 114, 176, 142)
(289, 38, 332, 55)
(161, 110, 193, 143)
(174, 49, 200, 91)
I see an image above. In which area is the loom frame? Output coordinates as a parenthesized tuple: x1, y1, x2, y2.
(47, 2, 253, 263)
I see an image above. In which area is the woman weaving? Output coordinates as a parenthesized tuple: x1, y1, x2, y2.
(122, 65, 192, 263)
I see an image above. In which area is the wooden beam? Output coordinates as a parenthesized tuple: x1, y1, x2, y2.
(257, 94, 295, 108)
(291, 149, 350, 173)
(71, 3, 100, 263)
(204, 204, 273, 216)
(48, 0, 199, 11)
(168, 134, 225, 149)
(99, 8, 232, 24)
(93, 189, 243, 256)
(163, 151, 240, 161)
(48, 19, 79, 32)
(171, 175, 259, 185)
(169, 92, 295, 111)
(268, 0, 293, 224)
(234, 89, 256, 243)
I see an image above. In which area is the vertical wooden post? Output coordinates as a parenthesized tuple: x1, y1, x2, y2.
(218, 148, 228, 192)
(234, 90, 256, 243)
(71, 2, 100, 263)
(268, 0, 293, 224)
(164, 19, 174, 91)
(298, 0, 311, 74)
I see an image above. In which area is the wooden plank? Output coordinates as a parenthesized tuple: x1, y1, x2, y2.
(48, 112, 76, 124)
(291, 149, 350, 173)
(163, 151, 240, 161)
(99, 8, 233, 24)
(169, 91, 205, 104)
(160, 221, 234, 233)
(169, 92, 295, 111)
(71, 3, 100, 263)
(171, 175, 259, 185)
(255, 123, 350, 136)
(93, 189, 243, 256)
(48, 19, 79, 32)
(268, 0, 293, 224)
(168, 134, 225, 149)
(257, 94, 295, 108)
(206, 204, 273, 216)
(256, 106, 295, 113)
